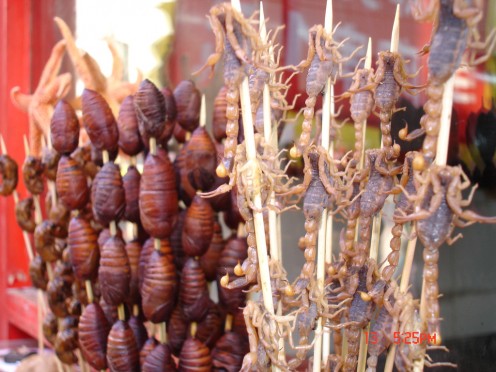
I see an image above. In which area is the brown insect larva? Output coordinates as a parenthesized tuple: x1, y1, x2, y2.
(140, 337, 159, 366)
(98, 226, 123, 251)
(174, 80, 201, 132)
(46, 194, 71, 229)
(134, 79, 169, 139)
(0, 154, 18, 196)
(140, 148, 178, 238)
(54, 329, 78, 364)
(117, 95, 143, 156)
(42, 311, 58, 345)
(56, 155, 90, 210)
(92, 162, 125, 225)
(182, 195, 215, 257)
(29, 255, 48, 290)
(15, 197, 35, 232)
(213, 86, 228, 143)
(23, 156, 44, 195)
(98, 235, 130, 306)
(100, 297, 118, 325)
(142, 344, 177, 372)
(128, 315, 148, 350)
(179, 258, 211, 322)
(47, 276, 72, 317)
(175, 143, 196, 206)
(179, 337, 213, 372)
(34, 220, 66, 262)
(78, 302, 111, 370)
(173, 121, 188, 144)
(212, 331, 249, 372)
(51, 100, 80, 155)
(68, 215, 99, 280)
(107, 320, 140, 372)
(185, 127, 217, 192)
(170, 209, 188, 272)
(141, 243, 177, 323)
(81, 89, 119, 152)
(123, 165, 140, 223)
(200, 221, 225, 281)
(168, 306, 188, 355)
(196, 301, 224, 349)
(41, 147, 61, 181)
(125, 239, 142, 306)
(71, 145, 98, 179)
(217, 236, 248, 313)
(139, 237, 174, 289)
(162, 86, 178, 124)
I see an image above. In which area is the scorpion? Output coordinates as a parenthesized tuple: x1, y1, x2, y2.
(381, 151, 422, 281)
(394, 164, 496, 340)
(402, 0, 496, 163)
(289, 24, 362, 158)
(374, 51, 421, 162)
(366, 281, 417, 372)
(194, 3, 265, 176)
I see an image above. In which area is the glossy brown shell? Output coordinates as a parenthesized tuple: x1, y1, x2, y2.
(196, 301, 224, 349)
(34, 220, 66, 262)
(107, 320, 140, 372)
(162, 86, 177, 123)
(100, 297, 118, 325)
(15, 197, 35, 232)
(141, 244, 177, 323)
(200, 221, 225, 281)
(29, 255, 47, 290)
(0, 154, 18, 196)
(128, 315, 147, 350)
(51, 100, 80, 154)
(81, 89, 119, 152)
(117, 95, 143, 156)
(68, 215, 99, 280)
(184, 127, 217, 192)
(139, 149, 178, 238)
(174, 143, 195, 206)
(178, 337, 213, 372)
(179, 258, 210, 322)
(232, 308, 249, 340)
(134, 79, 168, 140)
(142, 343, 177, 372)
(22, 156, 44, 195)
(98, 235, 130, 306)
(98, 226, 122, 250)
(170, 209, 187, 272)
(46, 195, 71, 229)
(138, 237, 155, 290)
(91, 162, 125, 225)
(168, 306, 188, 355)
(140, 337, 159, 366)
(217, 237, 248, 313)
(174, 80, 201, 132)
(78, 302, 111, 370)
(71, 145, 98, 179)
(42, 311, 58, 345)
(41, 148, 61, 181)
(125, 239, 142, 306)
(56, 155, 90, 210)
(213, 85, 228, 142)
(54, 328, 78, 356)
(123, 165, 141, 223)
(212, 331, 249, 372)
(47, 276, 71, 317)
(182, 195, 214, 257)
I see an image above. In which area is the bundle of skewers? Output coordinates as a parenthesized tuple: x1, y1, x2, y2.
(1, 0, 495, 371)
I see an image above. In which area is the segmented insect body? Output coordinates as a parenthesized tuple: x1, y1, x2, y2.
(394, 165, 496, 340)
(353, 150, 401, 269)
(374, 51, 413, 161)
(343, 262, 377, 372)
(349, 68, 376, 165)
(382, 151, 419, 280)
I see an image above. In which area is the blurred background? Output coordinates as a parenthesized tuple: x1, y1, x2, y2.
(0, 0, 495, 369)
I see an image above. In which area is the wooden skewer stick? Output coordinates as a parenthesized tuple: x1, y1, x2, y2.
(231, 0, 275, 317)
(314, 1, 334, 370)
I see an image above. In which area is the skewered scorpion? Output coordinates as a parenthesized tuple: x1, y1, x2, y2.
(290, 24, 362, 158)
(395, 164, 496, 341)
(402, 0, 496, 162)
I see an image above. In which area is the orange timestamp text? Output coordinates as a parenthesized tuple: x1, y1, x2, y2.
(364, 331, 437, 345)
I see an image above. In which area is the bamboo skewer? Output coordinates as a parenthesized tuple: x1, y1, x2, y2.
(313, 1, 334, 370)
(231, 0, 275, 317)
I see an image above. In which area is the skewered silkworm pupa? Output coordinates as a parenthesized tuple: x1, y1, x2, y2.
(68, 215, 99, 280)
(142, 344, 177, 372)
(174, 80, 201, 132)
(23, 156, 44, 195)
(56, 155, 90, 210)
(179, 258, 211, 322)
(0, 154, 18, 196)
(107, 320, 140, 372)
(51, 100, 80, 155)
(78, 302, 111, 370)
(15, 197, 35, 232)
(117, 95, 143, 156)
(179, 336, 212, 372)
(182, 195, 214, 257)
(123, 165, 141, 223)
(91, 162, 125, 225)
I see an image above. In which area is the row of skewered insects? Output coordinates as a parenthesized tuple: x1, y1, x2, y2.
(1, 0, 495, 371)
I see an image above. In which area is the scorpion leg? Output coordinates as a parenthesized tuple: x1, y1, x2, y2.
(224, 10, 250, 64)
(193, 14, 225, 76)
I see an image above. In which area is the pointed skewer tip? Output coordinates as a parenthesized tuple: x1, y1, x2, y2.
(390, 4, 400, 53)
(365, 38, 372, 69)
(259, 1, 267, 40)
(200, 94, 206, 127)
(231, 0, 241, 12)
(23, 135, 30, 157)
(325, 0, 333, 33)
